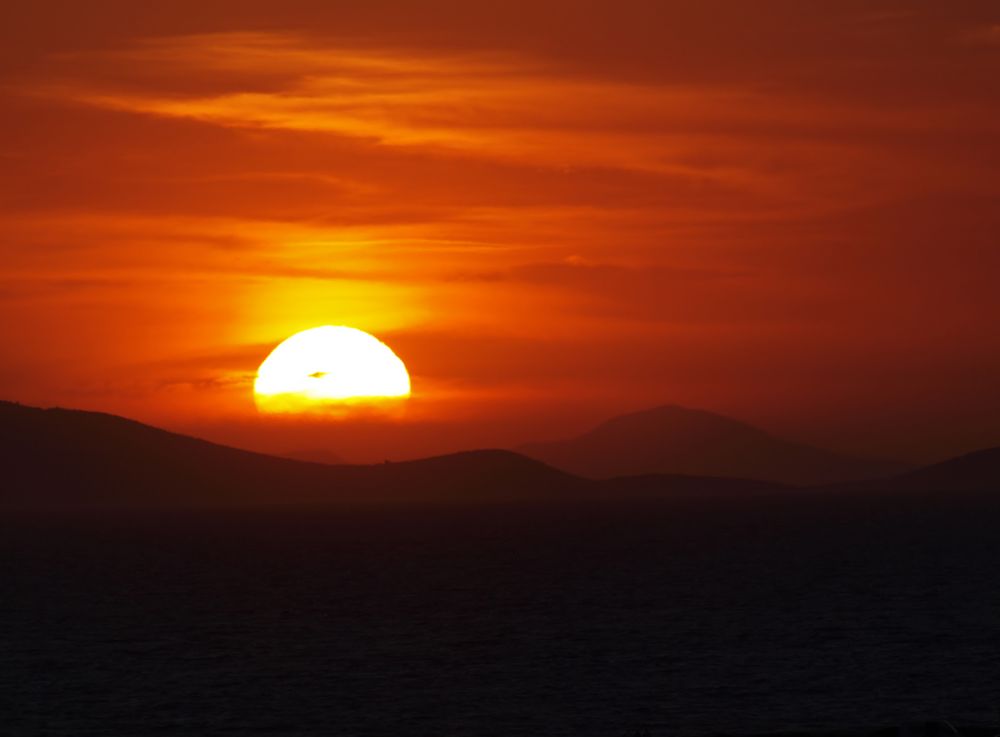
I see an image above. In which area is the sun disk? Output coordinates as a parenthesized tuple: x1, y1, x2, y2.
(254, 326, 411, 413)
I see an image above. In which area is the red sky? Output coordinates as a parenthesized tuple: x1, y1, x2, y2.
(2, 1, 999, 463)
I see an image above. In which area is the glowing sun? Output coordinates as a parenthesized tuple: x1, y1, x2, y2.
(254, 326, 411, 413)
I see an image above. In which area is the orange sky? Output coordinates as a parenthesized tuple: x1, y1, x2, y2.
(2, 1, 999, 463)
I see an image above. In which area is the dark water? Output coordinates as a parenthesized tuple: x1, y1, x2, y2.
(3, 492, 1000, 737)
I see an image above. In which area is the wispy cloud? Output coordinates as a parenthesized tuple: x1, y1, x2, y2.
(28, 30, 974, 201)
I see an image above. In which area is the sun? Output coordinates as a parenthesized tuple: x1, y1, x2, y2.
(254, 326, 411, 413)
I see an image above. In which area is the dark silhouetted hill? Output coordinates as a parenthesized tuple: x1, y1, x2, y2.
(518, 405, 910, 485)
(0, 401, 581, 507)
(276, 447, 344, 464)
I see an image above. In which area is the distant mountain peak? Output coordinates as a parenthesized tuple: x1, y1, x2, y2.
(519, 404, 910, 486)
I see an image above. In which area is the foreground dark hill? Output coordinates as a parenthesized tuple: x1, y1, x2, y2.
(277, 447, 344, 464)
(519, 405, 909, 485)
(0, 401, 583, 506)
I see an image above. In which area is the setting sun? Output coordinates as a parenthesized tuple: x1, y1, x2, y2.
(254, 326, 411, 413)
(4, 3, 1000, 734)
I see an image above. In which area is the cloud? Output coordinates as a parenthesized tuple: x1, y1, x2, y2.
(25, 30, 978, 206)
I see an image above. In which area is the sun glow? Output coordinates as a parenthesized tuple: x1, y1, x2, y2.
(254, 326, 411, 413)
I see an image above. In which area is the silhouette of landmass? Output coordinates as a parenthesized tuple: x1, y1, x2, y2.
(276, 447, 344, 464)
(873, 447, 1000, 493)
(518, 404, 910, 485)
(0, 401, 581, 506)
(1, 400, 995, 509)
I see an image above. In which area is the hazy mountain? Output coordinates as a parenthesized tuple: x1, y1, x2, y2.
(518, 404, 910, 485)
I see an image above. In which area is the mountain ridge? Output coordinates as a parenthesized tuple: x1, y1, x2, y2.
(518, 404, 910, 485)
(0, 401, 581, 507)
(1, 400, 995, 508)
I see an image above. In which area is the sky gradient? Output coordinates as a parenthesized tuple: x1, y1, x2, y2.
(2, 1, 999, 462)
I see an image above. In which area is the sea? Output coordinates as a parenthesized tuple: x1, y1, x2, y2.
(3, 490, 1000, 737)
